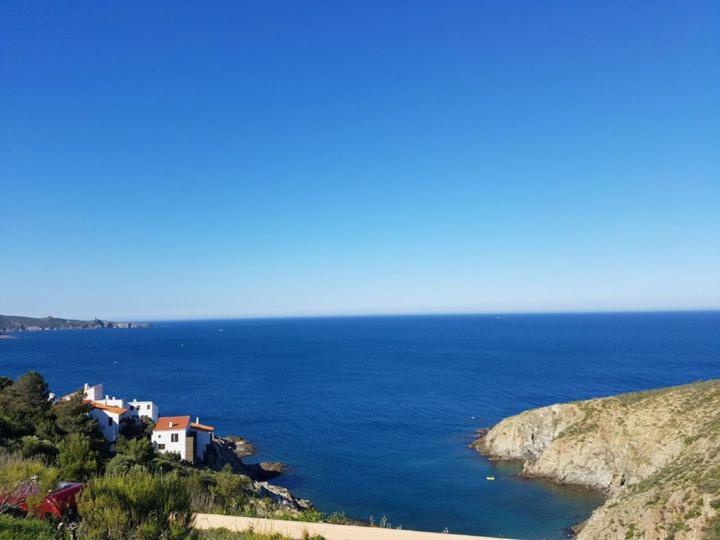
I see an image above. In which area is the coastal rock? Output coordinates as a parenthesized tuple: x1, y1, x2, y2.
(246, 461, 287, 481)
(257, 482, 313, 511)
(225, 435, 256, 458)
(473, 380, 720, 539)
(205, 436, 286, 481)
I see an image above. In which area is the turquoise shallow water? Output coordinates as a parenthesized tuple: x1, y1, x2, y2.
(2, 312, 718, 538)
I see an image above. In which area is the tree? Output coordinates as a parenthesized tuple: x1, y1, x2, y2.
(0, 372, 51, 436)
(0, 376, 12, 392)
(119, 416, 155, 440)
(5, 371, 50, 412)
(49, 391, 107, 457)
(20, 436, 59, 463)
(77, 469, 193, 539)
(58, 433, 99, 481)
(116, 436, 155, 466)
(51, 392, 95, 436)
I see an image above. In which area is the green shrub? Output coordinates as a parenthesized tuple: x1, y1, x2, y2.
(105, 453, 134, 475)
(0, 454, 60, 512)
(77, 469, 193, 539)
(0, 514, 55, 540)
(20, 436, 58, 463)
(213, 465, 252, 513)
(58, 433, 99, 481)
(116, 436, 155, 465)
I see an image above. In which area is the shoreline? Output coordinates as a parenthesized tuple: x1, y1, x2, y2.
(471, 380, 720, 538)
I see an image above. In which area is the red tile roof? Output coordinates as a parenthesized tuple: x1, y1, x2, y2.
(154, 416, 191, 431)
(190, 422, 214, 432)
(85, 400, 128, 415)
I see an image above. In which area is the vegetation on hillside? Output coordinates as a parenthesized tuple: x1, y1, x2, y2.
(0, 371, 344, 539)
(475, 379, 720, 539)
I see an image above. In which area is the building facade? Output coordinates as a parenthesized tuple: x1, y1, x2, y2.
(151, 416, 214, 463)
(87, 402, 127, 442)
(72, 383, 159, 441)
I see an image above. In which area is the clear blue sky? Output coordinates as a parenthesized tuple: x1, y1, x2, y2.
(1, 1, 718, 320)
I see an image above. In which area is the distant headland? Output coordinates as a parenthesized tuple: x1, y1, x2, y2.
(0, 314, 150, 335)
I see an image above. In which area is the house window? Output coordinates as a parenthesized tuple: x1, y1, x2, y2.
(147, 404, 151, 409)
(171, 433, 179, 443)
(158, 444, 165, 450)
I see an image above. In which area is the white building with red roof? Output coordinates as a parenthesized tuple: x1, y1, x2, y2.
(69, 383, 159, 442)
(151, 415, 214, 463)
(86, 401, 128, 442)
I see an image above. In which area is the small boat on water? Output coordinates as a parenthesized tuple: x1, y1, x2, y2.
(486, 476, 495, 481)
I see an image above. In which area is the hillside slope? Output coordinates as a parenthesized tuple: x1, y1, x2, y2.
(472, 381, 720, 539)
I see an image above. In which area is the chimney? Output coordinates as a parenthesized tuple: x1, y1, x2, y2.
(196, 417, 200, 424)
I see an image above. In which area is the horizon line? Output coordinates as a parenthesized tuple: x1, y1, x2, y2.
(103, 306, 720, 322)
(5, 307, 720, 323)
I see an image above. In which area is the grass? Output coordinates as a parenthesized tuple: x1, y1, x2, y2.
(198, 528, 324, 539)
(0, 514, 55, 540)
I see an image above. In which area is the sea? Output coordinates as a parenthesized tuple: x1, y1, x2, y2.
(2, 311, 719, 539)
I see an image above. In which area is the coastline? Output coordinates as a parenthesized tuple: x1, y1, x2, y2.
(471, 381, 720, 538)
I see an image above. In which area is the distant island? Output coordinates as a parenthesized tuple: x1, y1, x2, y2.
(472, 380, 720, 539)
(0, 314, 150, 335)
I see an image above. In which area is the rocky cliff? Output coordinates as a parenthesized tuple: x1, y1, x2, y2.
(472, 380, 720, 539)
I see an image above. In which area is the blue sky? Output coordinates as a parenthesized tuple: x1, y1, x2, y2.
(1, 1, 718, 320)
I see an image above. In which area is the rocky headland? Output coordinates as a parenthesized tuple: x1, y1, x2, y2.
(0, 314, 150, 334)
(472, 380, 720, 539)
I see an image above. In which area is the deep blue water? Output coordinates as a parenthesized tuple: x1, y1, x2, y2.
(2, 312, 719, 539)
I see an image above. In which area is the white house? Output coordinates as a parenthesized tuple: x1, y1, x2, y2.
(127, 399, 159, 422)
(86, 401, 128, 442)
(81, 382, 104, 402)
(65, 383, 159, 441)
(151, 416, 214, 463)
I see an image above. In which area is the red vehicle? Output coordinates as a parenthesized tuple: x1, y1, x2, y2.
(0, 480, 83, 520)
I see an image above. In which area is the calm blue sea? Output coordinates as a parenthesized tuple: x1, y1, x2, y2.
(2, 312, 719, 538)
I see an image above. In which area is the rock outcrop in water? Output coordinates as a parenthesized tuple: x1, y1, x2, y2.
(472, 380, 720, 539)
(205, 435, 287, 481)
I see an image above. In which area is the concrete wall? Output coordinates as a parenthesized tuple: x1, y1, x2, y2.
(192, 514, 505, 540)
(193, 428, 212, 460)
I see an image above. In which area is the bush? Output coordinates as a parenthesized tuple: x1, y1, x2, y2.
(77, 469, 193, 539)
(116, 436, 155, 466)
(20, 436, 58, 463)
(0, 454, 60, 513)
(58, 433, 99, 481)
(105, 454, 134, 475)
(213, 465, 252, 513)
(0, 514, 55, 540)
